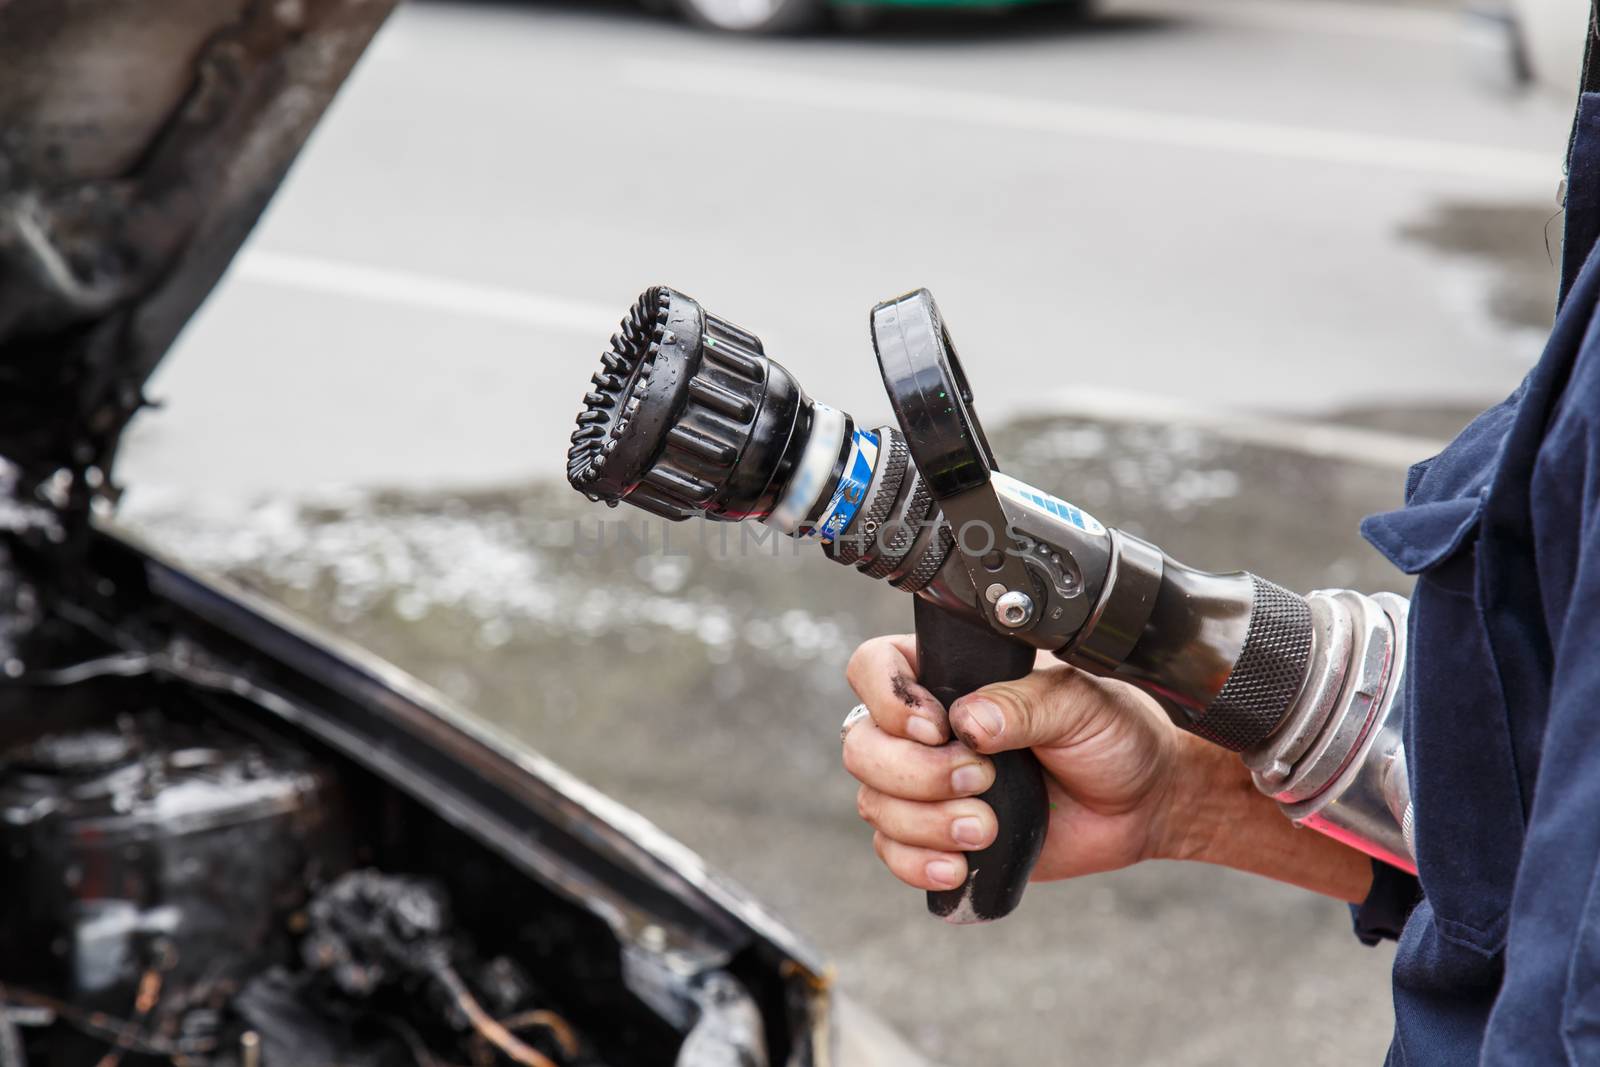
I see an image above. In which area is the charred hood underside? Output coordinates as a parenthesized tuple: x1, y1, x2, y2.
(0, 526, 823, 1066)
(0, 4, 839, 1065)
(0, 0, 396, 505)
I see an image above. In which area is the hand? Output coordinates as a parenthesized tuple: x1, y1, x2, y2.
(841, 633, 1376, 903)
(842, 634, 1197, 892)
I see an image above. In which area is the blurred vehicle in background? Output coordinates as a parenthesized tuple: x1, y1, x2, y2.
(660, 0, 1084, 34)
(1512, 0, 1589, 92)
(1471, 0, 1586, 95)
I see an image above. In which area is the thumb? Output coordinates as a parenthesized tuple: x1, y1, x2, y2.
(949, 666, 1111, 755)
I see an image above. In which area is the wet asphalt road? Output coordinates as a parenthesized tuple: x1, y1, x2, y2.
(113, 0, 1572, 1063)
(125, 413, 1427, 1066)
(115, 0, 1566, 504)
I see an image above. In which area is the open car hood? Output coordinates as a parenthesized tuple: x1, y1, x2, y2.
(0, 6, 938, 1064)
(0, 0, 397, 503)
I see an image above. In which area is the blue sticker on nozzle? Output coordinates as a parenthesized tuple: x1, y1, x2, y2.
(810, 429, 880, 542)
(991, 472, 1106, 536)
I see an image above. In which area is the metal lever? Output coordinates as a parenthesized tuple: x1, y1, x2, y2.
(873, 290, 1052, 921)
(871, 290, 1039, 636)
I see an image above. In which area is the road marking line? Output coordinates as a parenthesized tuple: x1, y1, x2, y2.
(219, 253, 1453, 468)
(1129, 0, 1465, 43)
(1042, 387, 1451, 469)
(234, 250, 620, 334)
(619, 60, 1554, 186)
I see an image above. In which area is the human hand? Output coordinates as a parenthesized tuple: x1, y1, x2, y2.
(842, 634, 1202, 891)
(841, 633, 1375, 904)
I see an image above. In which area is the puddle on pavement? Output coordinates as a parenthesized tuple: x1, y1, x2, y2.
(120, 413, 1412, 819)
(1401, 198, 1560, 337)
(119, 413, 1418, 1066)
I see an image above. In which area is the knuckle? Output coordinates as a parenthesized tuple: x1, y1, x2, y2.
(871, 700, 908, 732)
(845, 642, 874, 688)
(1002, 683, 1038, 733)
(950, 796, 990, 822)
(954, 799, 997, 839)
(840, 733, 866, 778)
(989, 669, 1078, 742)
(1035, 666, 1108, 742)
(949, 756, 995, 797)
(855, 786, 878, 824)
(1044, 663, 1094, 710)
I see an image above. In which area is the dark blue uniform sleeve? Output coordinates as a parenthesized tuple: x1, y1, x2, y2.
(1480, 395, 1600, 1061)
(1351, 859, 1421, 946)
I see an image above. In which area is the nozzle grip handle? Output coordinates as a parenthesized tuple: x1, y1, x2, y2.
(914, 597, 1048, 924)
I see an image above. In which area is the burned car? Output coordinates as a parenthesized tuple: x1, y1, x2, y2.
(0, 2, 929, 1064)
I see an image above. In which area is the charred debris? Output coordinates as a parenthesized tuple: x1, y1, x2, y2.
(0, 0, 827, 1064)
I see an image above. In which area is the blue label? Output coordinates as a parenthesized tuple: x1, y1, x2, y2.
(991, 472, 1105, 536)
(811, 430, 879, 542)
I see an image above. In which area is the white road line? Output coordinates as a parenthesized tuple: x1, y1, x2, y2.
(223, 253, 1449, 468)
(1042, 387, 1450, 469)
(1124, 0, 1465, 44)
(234, 250, 620, 334)
(619, 60, 1555, 187)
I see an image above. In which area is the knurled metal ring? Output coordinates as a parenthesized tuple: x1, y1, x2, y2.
(1190, 576, 1315, 752)
(892, 519, 955, 593)
(863, 466, 933, 580)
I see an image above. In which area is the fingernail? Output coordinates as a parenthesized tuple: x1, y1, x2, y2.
(952, 816, 987, 847)
(906, 716, 944, 747)
(951, 763, 988, 795)
(955, 698, 1005, 744)
(926, 859, 961, 888)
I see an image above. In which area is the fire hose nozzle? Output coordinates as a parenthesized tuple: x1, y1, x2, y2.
(564, 286, 1411, 918)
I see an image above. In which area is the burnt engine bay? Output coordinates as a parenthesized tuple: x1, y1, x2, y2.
(0, 530, 800, 1067)
(0, 676, 673, 1067)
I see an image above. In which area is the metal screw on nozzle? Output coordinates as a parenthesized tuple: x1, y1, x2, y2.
(995, 591, 1035, 629)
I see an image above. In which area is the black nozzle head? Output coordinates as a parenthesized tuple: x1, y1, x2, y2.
(567, 287, 697, 516)
(566, 287, 812, 522)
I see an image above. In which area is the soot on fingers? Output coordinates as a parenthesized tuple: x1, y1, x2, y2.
(890, 673, 921, 709)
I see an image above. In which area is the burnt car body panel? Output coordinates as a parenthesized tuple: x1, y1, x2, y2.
(0, 0, 926, 1062)
(0, 520, 836, 1064)
(0, 0, 398, 499)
